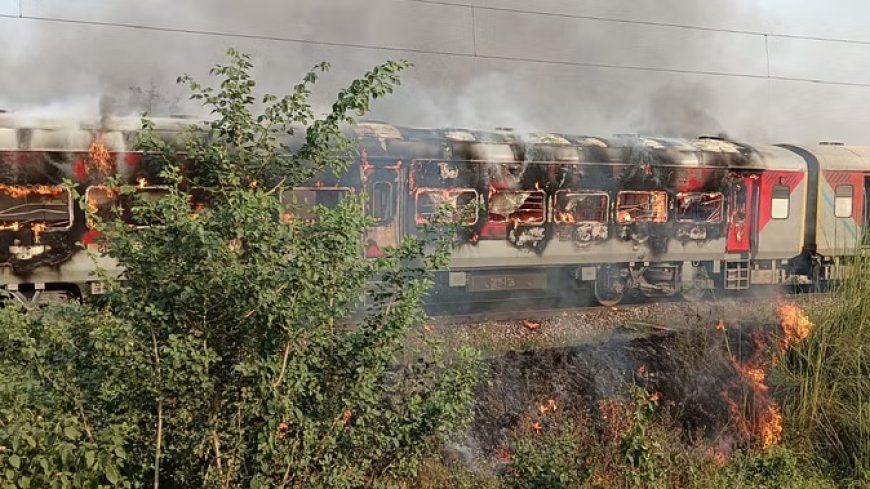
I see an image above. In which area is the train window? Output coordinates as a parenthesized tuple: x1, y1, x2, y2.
(771, 185, 790, 219)
(554, 191, 609, 224)
(0, 185, 73, 230)
(370, 181, 394, 224)
(835, 185, 853, 218)
(415, 189, 478, 225)
(676, 192, 723, 223)
(281, 187, 351, 221)
(616, 191, 668, 224)
(488, 189, 546, 224)
(85, 185, 170, 227)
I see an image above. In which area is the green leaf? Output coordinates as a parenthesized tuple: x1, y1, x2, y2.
(105, 464, 120, 485)
(63, 426, 80, 441)
(8, 454, 20, 469)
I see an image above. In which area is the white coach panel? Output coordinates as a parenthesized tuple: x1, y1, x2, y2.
(474, 8, 769, 76)
(21, 0, 476, 55)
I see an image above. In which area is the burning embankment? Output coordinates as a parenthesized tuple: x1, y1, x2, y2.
(461, 300, 816, 469)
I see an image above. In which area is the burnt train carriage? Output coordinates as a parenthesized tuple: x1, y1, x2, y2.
(0, 115, 179, 303)
(341, 123, 811, 306)
(0, 114, 864, 307)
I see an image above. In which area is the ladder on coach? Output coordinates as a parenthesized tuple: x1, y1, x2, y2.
(724, 259, 751, 290)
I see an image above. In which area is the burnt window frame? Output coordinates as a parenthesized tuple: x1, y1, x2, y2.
(486, 189, 547, 225)
(369, 181, 395, 225)
(552, 190, 610, 224)
(771, 185, 791, 220)
(280, 186, 354, 221)
(0, 185, 75, 231)
(615, 190, 669, 224)
(834, 184, 853, 219)
(84, 184, 171, 229)
(414, 188, 479, 226)
(674, 192, 725, 224)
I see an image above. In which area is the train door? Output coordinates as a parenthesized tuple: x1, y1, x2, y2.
(726, 176, 755, 254)
(364, 165, 402, 258)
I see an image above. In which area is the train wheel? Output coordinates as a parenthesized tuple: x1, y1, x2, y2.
(594, 266, 626, 307)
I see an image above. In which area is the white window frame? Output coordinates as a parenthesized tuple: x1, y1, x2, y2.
(0, 185, 74, 231)
(834, 184, 853, 218)
(487, 189, 546, 225)
(675, 192, 724, 224)
(414, 188, 479, 225)
(771, 185, 790, 220)
(552, 190, 610, 224)
(615, 191, 669, 224)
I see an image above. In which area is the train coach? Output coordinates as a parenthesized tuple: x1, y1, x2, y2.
(0, 114, 866, 308)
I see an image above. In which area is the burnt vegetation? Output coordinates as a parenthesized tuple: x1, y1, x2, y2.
(0, 49, 866, 489)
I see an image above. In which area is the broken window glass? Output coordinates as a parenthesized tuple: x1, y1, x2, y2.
(675, 192, 724, 223)
(415, 189, 478, 224)
(281, 188, 351, 221)
(0, 185, 72, 230)
(554, 191, 609, 224)
(616, 191, 668, 224)
(488, 190, 546, 224)
(771, 185, 790, 220)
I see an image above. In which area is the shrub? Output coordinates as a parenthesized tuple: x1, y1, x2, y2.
(0, 50, 483, 488)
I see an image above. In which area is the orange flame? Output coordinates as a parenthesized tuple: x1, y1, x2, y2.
(137, 177, 148, 189)
(340, 409, 353, 426)
(0, 222, 20, 231)
(721, 328, 784, 450)
(777, 300, 814, 352)
(0, 184, 65, 198)
(31, 223, 47, 242)
(558, 211, 576, 224)
(537, 398, 558, 415)
(87, 137, 115, 176)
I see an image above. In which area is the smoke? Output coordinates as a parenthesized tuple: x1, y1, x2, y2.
(2, 1, 867, 142)
(630, 83, 725, 138)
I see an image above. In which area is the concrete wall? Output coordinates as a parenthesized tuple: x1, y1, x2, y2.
(2, 0, 870, 144)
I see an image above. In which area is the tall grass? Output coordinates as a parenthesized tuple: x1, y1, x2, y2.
(778, 252, 870, 482)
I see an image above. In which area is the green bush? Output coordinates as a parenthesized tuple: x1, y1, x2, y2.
(0, 50, 483, 488)
(709, 447, 837, 489)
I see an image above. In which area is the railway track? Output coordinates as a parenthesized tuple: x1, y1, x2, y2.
(427, 286, 830, 326)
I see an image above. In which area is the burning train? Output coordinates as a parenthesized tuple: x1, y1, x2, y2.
(0, 114, 866, 307)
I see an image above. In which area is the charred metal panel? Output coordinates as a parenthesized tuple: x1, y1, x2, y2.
(726, 177, 754, 253)
(552, 191, 609, 244)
